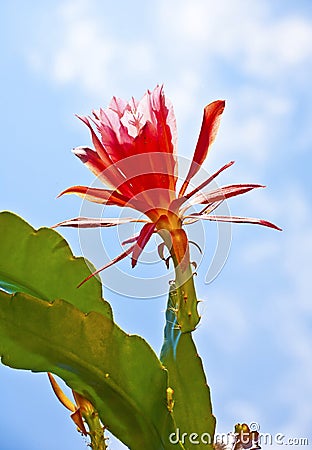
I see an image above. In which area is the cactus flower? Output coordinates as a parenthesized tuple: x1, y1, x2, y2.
(57, 86, 280, 331)
(58, 86, 280, 268)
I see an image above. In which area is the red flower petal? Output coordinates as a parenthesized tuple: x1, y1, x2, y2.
(186, 213, 282, 230)
(58, 185, 130, 207)
(186, 184, 264, 207)
(181, 200, 223, 219)
(53, 217, 149, 228)
(73, 146, 107, 173)
(170, 161, 235, 213)
(93, 108, 131, 162)
(185, 161, 235, 200)
(76, 114, 115, 168)
(150, 85, 177, 155)
(121, 232, 141, 245)
(74, 123, 133, 197)
(74, 87, 178, 214)
(77, 244, 136, 287)
(179, 100, 225, 197)
(110, 128, 176, 210)
(149, 86, 177, 189)
(131, 222, 156, 267)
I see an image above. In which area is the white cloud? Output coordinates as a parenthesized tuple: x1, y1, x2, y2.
(242, 16, 312, 78)
(167, 70, 202, 122)
(27, 0, 154, 97)
(159, 1, 312, 167)
(25, 0, 312, 171)
(215, 86, 294, 168)
(26, 0, 312, 108)
(157, 0, 312, 167)
(159, 0, 312, 80)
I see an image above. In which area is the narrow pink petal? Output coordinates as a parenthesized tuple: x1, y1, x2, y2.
(76, 115, 114, 167)
(179, 100, 225, 196)
(198, 200, 224, 215)
(170, 161, 235, 213)
(149, 86, 177, 189)
(180, 199, 223, 217)
(53, 217, 149, 228)
(187, 184, 264, 206)
(94, 109, 132, 160)
(75, 119, 133, 197)
(185, 161, 235, 200)
(77, 244, 136, 287)
(72, 146, 116, 188)
(131, 222, 157, 268)
(149, 85, 177, 153)
(121, 233, 140, 245)
(186, 213, 282, 230)
(58, 185, 130, 207)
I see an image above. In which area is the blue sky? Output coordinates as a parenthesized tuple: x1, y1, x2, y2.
(1, 0, 312, 449)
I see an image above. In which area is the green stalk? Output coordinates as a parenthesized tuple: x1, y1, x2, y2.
(159, 226, 200, 333)
(160, 274, 216, 449)
(82, 408, 107, 450)
(172, 260, 200, 333)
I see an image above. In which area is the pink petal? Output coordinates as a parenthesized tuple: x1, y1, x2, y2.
(149, 86, 178, 188)
(57, 185, 131, 207)
(198, 200, 224, 215)
(186, 213, 282, 230)
(72, 146, 121, 191)
(131, 222, 157, 267)
(149, 85, 178, 154)
(185, 161, 235, 200)
(180, 199, 223, 217)
(75, 119, 133, 197)
(53, 217, 149, 228)
(186, 184, 264, 207)
(182, 201, 223, 224)
(77, 244, 136, 287)
(170, 161, 235, 213)
(179, 100, 225, 196)
(76, 114, 114, 167)
(95, 108, 132, 161)
(121, 233, 141, 245)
